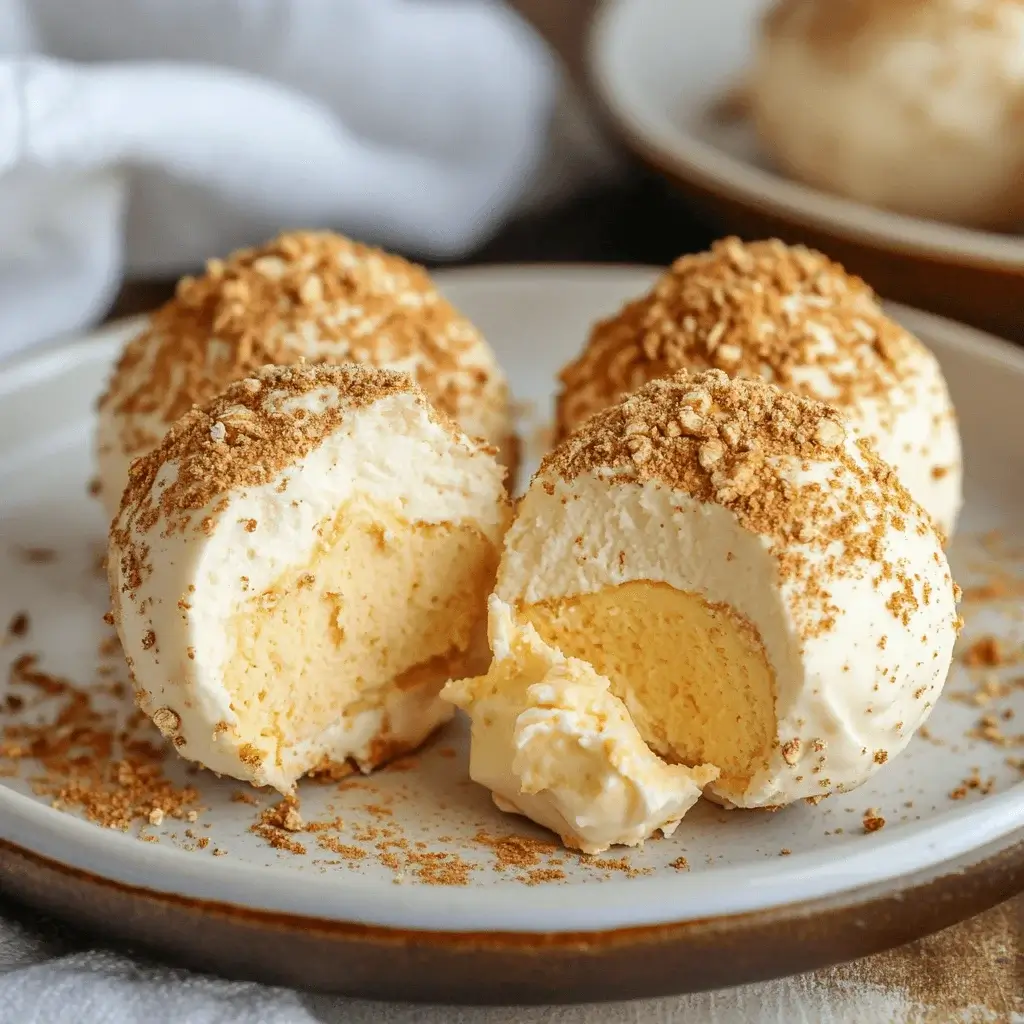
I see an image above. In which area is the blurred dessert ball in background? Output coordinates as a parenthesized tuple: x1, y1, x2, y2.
(751, 0, 1024, 229)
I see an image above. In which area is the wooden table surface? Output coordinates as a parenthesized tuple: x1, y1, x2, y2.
(96, 4, 1020, 1018)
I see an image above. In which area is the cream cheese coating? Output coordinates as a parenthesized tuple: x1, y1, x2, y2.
(108, 363, 510, 793)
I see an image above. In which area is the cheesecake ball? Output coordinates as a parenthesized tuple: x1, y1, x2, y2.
(752, 0, 1024, 229)
(108, 363, 510, 793)
(450, 369, 960, 848)
(556, 239, 962, 538)
(97, 231, 515, 519)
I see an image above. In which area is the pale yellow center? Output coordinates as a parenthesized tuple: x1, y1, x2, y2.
(225, 502, 498, 770)
(519, 581, 777, 794)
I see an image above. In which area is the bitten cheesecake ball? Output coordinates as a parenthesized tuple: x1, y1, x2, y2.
(108, 363, 510, 793)
(556, 239, 962, 538)
(449, 370, 960, 851)
(752, 0, 1024, 229)
(97, 231, 514, 518)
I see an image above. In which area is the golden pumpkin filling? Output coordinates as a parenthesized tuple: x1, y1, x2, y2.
(224, 501, 498, 769)
(519, 580, 777, 797)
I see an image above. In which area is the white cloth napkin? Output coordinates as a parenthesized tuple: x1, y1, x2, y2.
(0, 0, 611, 363)
(0, 899, 927, 1024)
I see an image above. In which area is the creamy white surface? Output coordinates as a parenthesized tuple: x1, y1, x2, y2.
(109, 387, 508, 792)
(96, 318, 509, 521)
(753, 293, 961, 538)
(853, 357, 962, 541)
(444, 598, 716, 854)
(495, 443, 959, 809)
(752, 0, 1024, 228)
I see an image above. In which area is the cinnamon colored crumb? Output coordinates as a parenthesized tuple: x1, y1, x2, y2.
(584, 856, 653, 878)
(0, 653, 200, 832)
(262, 796, 303, 832)
(15, 547, 56, 564)
(404, 850, 473, 886)
(250, 823, 306, 855)
(967, 713, 1024, 749)
(862, 810, 886, 833)
(6, 613, 29, 639)
(248, 797, 305, 853)
(305, 816, 345, 833)
(961, 635, 1009, 668)
(474, 831, 560, 871)
(950, 767, 997, 800)
(523, 868, 566, 885)
(316, 836, 366, 859)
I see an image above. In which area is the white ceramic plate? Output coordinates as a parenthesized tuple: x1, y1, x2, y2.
(0, 267, 1021, 947)
(588, 0, 1024, 340)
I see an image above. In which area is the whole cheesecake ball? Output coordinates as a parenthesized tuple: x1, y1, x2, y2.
(97, 231, 515, 518)
(752, 0, 1024, 228)
(556, 238, 963, 539)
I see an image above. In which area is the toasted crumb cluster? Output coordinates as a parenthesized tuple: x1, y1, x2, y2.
(99, 230, 508, 462)
(114, 363, 465, 545)
(556, 238, 922, 440)
(546, 368, 957, 642)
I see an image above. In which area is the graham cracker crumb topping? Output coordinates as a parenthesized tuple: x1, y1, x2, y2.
(112, 363, 458, 537)
(545, 368, 957, 641)
(556, 238, 923, 439)
(100, 231, 505, 455)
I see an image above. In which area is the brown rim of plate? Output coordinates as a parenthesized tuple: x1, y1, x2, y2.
(1, 833, 1021, 1004)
